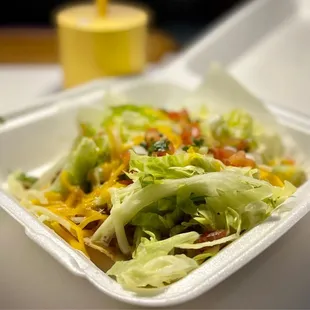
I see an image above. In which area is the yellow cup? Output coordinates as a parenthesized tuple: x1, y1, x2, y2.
(56, 3, 148, 88)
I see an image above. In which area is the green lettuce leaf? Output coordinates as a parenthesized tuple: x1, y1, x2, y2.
(170, 219, 201, 236)
(50, 137, 99, 194)
(240, 201, 273, 230)
(92, 171, 274, 254)
(129, 151, 224, 181)
(193, 245, 220, 263)
(177, 233, 238, 250)
(271, 180, 297, 207)
(209, 109, 257, 149)
(131, 212, 172, 232)
(107, 231, 199, 289)
(130, 197, 185, 240)
(102, 104, 171, 145)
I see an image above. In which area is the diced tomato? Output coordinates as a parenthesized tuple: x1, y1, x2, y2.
(197, 230, 227, 243)
(210, 148, 256, 168)
(177, 122, 201, 146)
(167, 109, 190, 123)
(236, 139, 250, 151)
(181, 125, 193, 145)
(167, 109, 201, 146)
(179, 109, 190, 123)
(154, 150, 167, 157)
(167, 111, 181, 121)
(227, 151, 256, 168)
(210, 147, 235, 161)
(191, 122, 201, 139)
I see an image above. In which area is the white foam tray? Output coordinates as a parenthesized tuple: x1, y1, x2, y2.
(1, 0, 310, 307)
(1, 75, 310, 307)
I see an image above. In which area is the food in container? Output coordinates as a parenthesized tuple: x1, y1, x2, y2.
(6, 65, 308, 292)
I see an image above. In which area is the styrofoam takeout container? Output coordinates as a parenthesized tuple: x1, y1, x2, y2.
(159, 0, 310, 116)
(1, 71, 310, 307)
(2, 0, 310, 306)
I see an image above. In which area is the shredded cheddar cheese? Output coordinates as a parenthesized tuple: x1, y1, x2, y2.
(45, 191, 63, 201)
(51, 222, 85, 253)
(80, 162, 126, 209)
(106, 127, 122, 160)
(65, 188, 84, 208)
(259, 168, 284, 187)
(16, 103, 303, 266)
(79, 213, 108, 229)
(156, 125, 182, 149)
(133, 135, 145, 145)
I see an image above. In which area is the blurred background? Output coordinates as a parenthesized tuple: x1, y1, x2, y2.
(0, 0, 248, 63)
(0, 0, 249, 117)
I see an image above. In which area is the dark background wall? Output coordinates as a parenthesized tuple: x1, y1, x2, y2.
(0, 0, 249, 44)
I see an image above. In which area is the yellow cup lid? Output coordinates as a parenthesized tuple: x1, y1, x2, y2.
(56, 3, 148, 32)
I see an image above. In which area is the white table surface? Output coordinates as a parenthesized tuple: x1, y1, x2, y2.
(1, 65, 310, 309)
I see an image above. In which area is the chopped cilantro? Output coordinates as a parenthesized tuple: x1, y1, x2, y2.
(193, 138, 205, 147)
(140, 141, 147, 149)
(148, 139, 170, 155)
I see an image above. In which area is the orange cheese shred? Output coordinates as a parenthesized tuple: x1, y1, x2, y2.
(79, 213, 108, 229)
(259, 168, 284, 187)
(51, 222, 88, 256)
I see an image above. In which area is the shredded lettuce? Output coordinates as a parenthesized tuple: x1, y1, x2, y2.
(178, 234, 238, 250)
(7, 171, 31, 200)
(49, 137, 99, 194)
(92, 171, 275, 254)
(129, 151, 224, 181)
(209, 109, 257, 149)
(101, 104, 171, 145)
(271, 180, 297, 207)
(7, 64, 307, 292)
(183, 64, 292, 163)
(32, 156, 67, 190)
(7, 171, 47, 203)
(15, 172, 38, 189)
(193, 245, 220, 263)
(107, 231, 199, 288)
